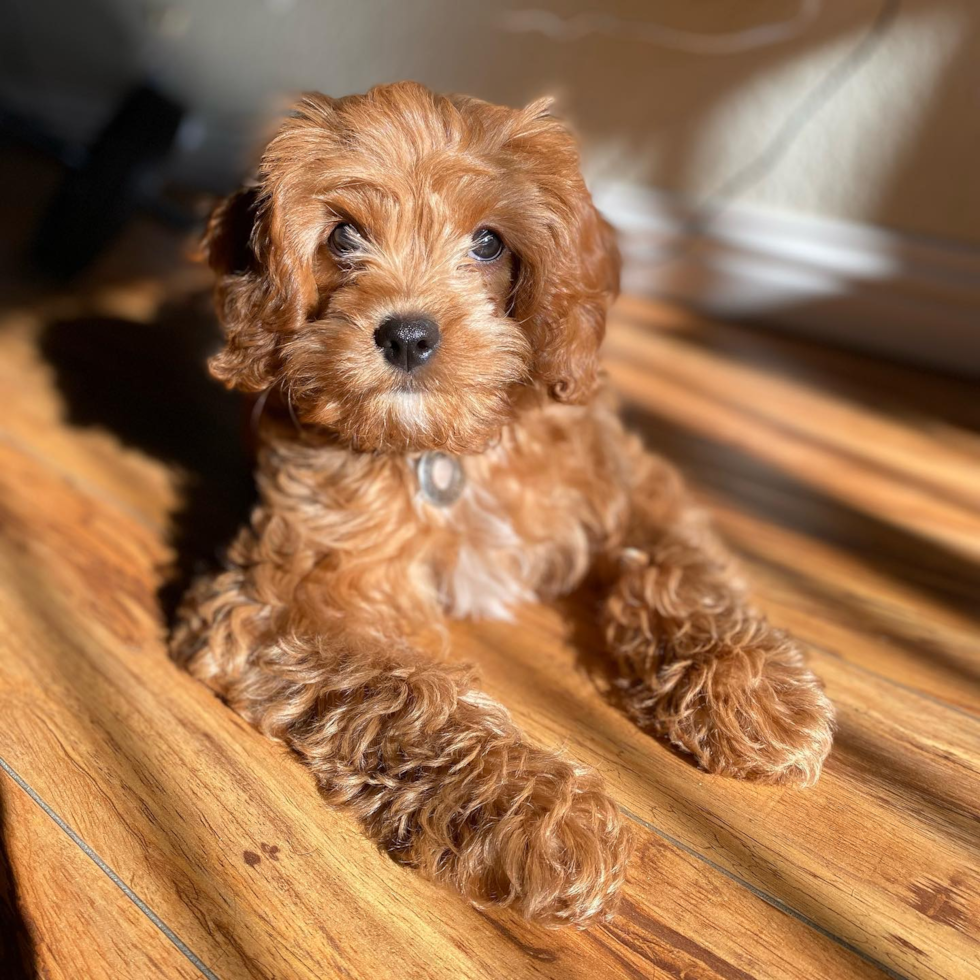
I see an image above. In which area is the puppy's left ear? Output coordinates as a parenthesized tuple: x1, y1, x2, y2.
(537, 204, 620, 405)
(508, 103, 620, 404)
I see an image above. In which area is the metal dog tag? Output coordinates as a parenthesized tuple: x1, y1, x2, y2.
(417, 451, 465, 507)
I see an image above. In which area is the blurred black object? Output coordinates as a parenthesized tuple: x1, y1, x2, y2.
(16, 84, 187, 279)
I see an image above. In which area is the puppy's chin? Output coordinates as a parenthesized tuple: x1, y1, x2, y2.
(299, 384, 518, 455)
(379, 387, 518, 453)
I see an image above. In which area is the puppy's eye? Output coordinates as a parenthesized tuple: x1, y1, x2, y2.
(328, 222, 362, 257)
(469, 228, 504, 262)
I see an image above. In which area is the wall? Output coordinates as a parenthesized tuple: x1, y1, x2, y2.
(2, 0, 977, 247)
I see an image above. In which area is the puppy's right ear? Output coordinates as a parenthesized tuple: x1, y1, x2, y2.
(200, 186, 259, 277)
(200, 186, 282, 392)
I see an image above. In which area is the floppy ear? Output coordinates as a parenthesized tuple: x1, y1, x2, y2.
(200, 186, 275, 391)
(508, 105, 621, 404)
(202, 96, 335, 391)
(530, 203, 620, 404)
(201, 184, 319, 392)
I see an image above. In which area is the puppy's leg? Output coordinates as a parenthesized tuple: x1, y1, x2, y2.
(600, 450, 834, 785)
(175, 554, 630, 926)
(171, 527, 283, 687)
(225, 632, 629, 925)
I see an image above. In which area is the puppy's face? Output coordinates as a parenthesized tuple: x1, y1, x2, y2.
(205, 82, 619, 453)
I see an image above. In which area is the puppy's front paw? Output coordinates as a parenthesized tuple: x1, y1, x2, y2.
(404, 745, 632, 927)
(628, 630, 835, 787)
(469, 758, 632, 926)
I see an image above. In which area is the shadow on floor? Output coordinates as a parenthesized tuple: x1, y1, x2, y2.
(0, 787, 37, 980)
(38, 294, 256, 625)
(620, 403, 980, 631)
(616, 307, 980, 437)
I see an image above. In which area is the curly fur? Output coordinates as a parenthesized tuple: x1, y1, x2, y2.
(174, 82, 834, 927)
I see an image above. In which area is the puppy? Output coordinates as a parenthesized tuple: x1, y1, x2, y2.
(173, 82, 834, 927)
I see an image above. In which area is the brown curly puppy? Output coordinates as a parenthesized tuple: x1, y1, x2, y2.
(173, 81, 834, 927)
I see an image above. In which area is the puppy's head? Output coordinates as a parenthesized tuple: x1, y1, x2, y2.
(204, 81, 619, 453)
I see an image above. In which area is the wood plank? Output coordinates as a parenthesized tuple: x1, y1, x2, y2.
(709, 500, 980, 717)
(0, 437, 887, 979)
(0, 768, 201, 980)
(603, 318, 980, 560)
(611, 296, 980, 455)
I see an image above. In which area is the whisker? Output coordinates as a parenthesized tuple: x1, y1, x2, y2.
(249, 386, 272, 437)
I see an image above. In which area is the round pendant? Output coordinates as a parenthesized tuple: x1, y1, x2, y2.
(417, 451, 465, 507)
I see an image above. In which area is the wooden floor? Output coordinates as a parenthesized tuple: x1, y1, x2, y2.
(1, 218, 979, 980)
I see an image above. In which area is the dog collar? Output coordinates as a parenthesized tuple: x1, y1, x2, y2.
(417, 451, 465, 507)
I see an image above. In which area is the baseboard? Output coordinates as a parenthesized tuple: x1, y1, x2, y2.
(593, 182, 980, 377)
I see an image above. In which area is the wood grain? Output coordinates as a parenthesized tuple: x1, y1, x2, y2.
(0, 270, 977, 979)
(605, 310, 980, 559)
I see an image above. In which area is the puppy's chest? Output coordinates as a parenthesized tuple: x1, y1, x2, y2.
(411, 449, 592, 621)
(414, 457, 532, 620)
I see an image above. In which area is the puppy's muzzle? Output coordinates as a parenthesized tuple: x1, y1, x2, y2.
(375, 315, 441, 373)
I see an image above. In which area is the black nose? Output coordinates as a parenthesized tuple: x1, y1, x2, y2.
(374, 315, 441, 373)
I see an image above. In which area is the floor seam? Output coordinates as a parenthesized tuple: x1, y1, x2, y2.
(0, 754, 221, 980)
(619, 805, 912, 980)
